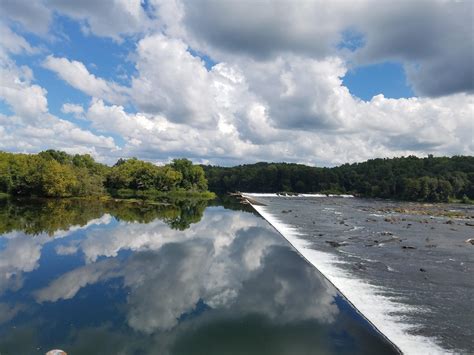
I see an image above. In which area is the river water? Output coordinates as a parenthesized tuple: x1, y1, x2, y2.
(0, 198, 396, 354)
(244, 194, 474, 355)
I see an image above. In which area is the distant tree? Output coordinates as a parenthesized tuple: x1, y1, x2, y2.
(202, 155, 474, 202)
(0, 149, 471, 202)
(39, 160, 77, 197)
(171, 158, 207, 191)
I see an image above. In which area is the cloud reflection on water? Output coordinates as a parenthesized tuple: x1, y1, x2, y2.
(33, 207, 338, 333)
(0, 201, 397, 355)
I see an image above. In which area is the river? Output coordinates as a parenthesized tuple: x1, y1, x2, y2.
(0, 197, 396, 354)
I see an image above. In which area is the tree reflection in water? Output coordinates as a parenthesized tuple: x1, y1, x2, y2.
(0, 197, 209, 235)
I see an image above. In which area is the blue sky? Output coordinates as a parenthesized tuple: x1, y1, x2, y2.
(0, 0, 472, 165)
(343, 62, 414, 101)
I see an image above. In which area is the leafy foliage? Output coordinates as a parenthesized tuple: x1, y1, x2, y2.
(0, 151, 210, 198)
(0, 150, 107, 197)
(203, 155, 474, 202)
(2, 150, 471, 202)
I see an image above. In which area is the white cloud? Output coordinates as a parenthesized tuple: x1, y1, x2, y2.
(130, 34, 217, 125)
(352, 0, 473, 96)
(0, 35, 118, 160)
(0, 23, 38, 59)
(0, 61, 48, 119)
(163, 0, 473, 97)
(0, 80, 48, 119)
(85, 98, 253, 163)
(79, 44, 473, 165)
(2, 0, 471, 97)
(0, 25, 46, 119)
(0, 111, 118, 158)
(43, 56, 128, 104)
(61, 103, 85, 119)
(1, 1, 472, 165)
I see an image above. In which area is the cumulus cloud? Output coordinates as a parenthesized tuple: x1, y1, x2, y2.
(43, 56, 128, 104)
(352, 0, 474, 96)
(85, 98, 252, 163)
(164, 0, 473, 97)
(0, 23, 38, 58)
(61, 103, 85, 119)
(236, 56, 353, 131)
(79, 47, 473, 165)
(0, 31, 119, 160)
(0, 73, 48, 119)
(0, 42, 48, 119)
(130, 34, 219, 125)
(0, 0, 472, 165)
(0, 111, 118, 158)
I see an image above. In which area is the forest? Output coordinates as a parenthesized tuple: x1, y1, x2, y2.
(203, 155, 474, 203)
(1, 151, 472, 203)
(0, 150, 211, 198)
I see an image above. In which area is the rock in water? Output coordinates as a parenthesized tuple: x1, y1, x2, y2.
(325, 240, 347, 248)
(46, 350, 67, 355)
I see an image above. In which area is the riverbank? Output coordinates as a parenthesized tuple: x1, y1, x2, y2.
(108, 188, 216, 200)
(0, 190, 216, 202)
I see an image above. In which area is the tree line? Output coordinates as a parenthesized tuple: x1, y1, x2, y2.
(0, 150, 209, 198)
(202, 155, 474, 203)
(1, 151, 472, 202)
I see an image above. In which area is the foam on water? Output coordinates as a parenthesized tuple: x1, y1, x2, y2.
(244, 195, 449, 355)
(242, 193, 354, 198)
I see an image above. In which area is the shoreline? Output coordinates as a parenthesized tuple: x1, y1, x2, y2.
(242, 193, 450, 355)
(0, 191, 216, 202)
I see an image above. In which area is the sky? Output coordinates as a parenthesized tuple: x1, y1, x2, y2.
(0, 0, 472, 166)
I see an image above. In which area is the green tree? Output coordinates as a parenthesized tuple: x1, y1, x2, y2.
(171, 158, 207, 191)
(39, 160, 77, 197)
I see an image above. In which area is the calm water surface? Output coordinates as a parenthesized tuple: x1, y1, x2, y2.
(0, 198, 395, 355)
